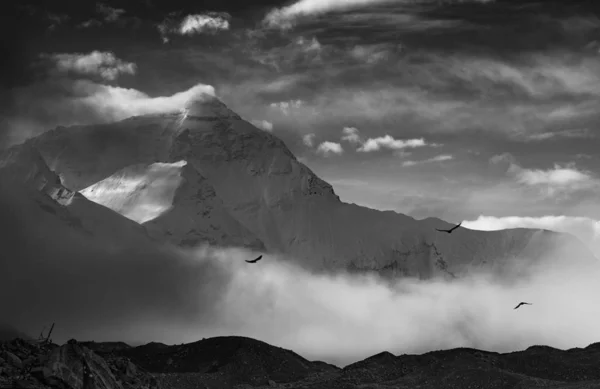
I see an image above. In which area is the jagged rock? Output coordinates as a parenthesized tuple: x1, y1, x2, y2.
(0, 339, 159, 389)
(4, 351, 22, 369)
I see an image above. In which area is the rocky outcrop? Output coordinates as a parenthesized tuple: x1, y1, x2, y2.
(0, 338, 159, 389)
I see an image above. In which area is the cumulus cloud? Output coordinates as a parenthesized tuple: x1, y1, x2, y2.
(490, 153, 596, 196)
(47, 51, 137, 81)
(303, 133, 316, 147)
(3, 180, 600, 368)
(158, 12, 230, 42)
(316, 141, 344, 156)
(250, 119, 274, 132)
(516, 164, 592, 187)
(402, 154, 453, 167)
(463, 215, 600, 258)
(341, 127, 361, 144)
(358, 136, 426, 152)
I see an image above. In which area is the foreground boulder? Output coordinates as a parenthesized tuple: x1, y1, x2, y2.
(0, 338, 159, 389)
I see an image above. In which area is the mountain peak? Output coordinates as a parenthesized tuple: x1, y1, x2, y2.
(180, 93, 242, 121)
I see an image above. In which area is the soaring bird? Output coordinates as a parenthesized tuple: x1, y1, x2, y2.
(514, 302, 532, 310)
(436, 222, 462, 234)
(245, 255, 263, 264)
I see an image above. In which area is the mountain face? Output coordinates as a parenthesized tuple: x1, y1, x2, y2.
(21, 93, 597, 278)
(0, 143, 151, 248)
(80, 160, 265, 250)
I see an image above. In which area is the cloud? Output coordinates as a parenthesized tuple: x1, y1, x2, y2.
(401, 154, 453, 167)
(316, 141, 344, 156)
(516, 164, 592, 187)
(303, 133, 316, 147)
(339, 127, 432, 153)
(490, 153, 596, 197)
(522, 128, 595, 142)
(158, 12, 230, 42)
(262, 0, 496, 29)
(3, 79, 216, 146)
(96, 3, 125, 22)
(463, 215, 600, 258)
(77, 3, 126, 28)
(47, 13, 70, 30)
(4, 180, 600, 368)
(341, 127, 361, 144)
(357, 136, 426, 152)
(250, 119, 274, 132)
(46, 51, 137, 81)
(179, 13, 230, 35)
(269, 100, 304, 115)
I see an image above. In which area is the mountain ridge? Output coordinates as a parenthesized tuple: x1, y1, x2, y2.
(4, 334, 600, 389)
(15, 93, 598, 278)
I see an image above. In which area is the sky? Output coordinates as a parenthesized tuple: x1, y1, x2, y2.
(3, 0, 600, 246)
(4, 0, 600, 364)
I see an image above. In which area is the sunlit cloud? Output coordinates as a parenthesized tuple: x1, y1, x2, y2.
(341, 127, 361, 144)
(357, 136, 426, 152)
(316, 141, 344, 156)
(46, 51, 137, 81)
(158, 12, 230, 43)
(262, 0, 496, 29)
(490, 153, 596, 196)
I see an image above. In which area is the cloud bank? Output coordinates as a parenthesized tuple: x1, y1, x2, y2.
(3, 180, 600, 368)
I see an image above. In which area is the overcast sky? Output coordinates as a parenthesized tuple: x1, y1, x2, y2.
(4, 0, 600, 232)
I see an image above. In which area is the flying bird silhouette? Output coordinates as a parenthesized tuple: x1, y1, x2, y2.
(514, 302, 532, 310)
(245, 255, 263, 264)
(436, 222, 462, 234)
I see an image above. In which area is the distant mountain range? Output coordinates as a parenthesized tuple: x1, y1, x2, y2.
(1, 92, 596, 279)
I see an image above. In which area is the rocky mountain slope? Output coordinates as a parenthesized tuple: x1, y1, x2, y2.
(80, 160, 264, 249)
(20, 93, 597, 278)
(5, 335, 600, 389)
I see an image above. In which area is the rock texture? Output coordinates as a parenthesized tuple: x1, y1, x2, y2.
(5, 335, 600, 389)
(20, 93, 597, 277)
(0, 338, 158, 389)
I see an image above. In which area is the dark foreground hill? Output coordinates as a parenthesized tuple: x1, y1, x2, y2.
(4, 336, 600, 389)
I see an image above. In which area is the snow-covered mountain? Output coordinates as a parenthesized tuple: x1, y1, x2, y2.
(0, 143, 152, 248)
(80, 159, 264, 249)
(19, 93, 597, 277)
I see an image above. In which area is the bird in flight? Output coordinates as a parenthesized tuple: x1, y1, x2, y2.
(514, 302, 532, 310)
(245, 255, 263, 264)
(436, 222, 462, 234)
